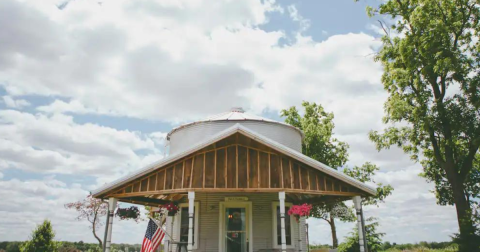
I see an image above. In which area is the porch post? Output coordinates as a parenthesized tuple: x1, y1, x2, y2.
(102, 200, 110, 252)
(164, 215, 172, 252)
(353, 196, 367, 252)
(187, 191, 195, 252)
(279, 191, 287, 252)
(104, 197, 117, 252)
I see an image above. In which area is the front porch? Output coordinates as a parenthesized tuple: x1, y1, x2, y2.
(166, 192, 309, 252)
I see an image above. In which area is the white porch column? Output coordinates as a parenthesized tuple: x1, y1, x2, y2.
(187, 191, 195, 252)
(164, 215, 172, 252)
(353, 196, 367, 252)
(279, 192, 287, 252)
(105, 197, 117, 252)
(298, 216, 305, 252)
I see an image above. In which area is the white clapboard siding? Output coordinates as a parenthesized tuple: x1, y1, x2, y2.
(170, 192, 307, 252)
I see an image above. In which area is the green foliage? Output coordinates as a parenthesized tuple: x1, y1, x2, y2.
(363, 0, 480, 250)
(0, 241, 24, 252)
(343, 163, 394, 206)
(308, 243, 332, 249)
(378, 241, 458, 252)
(282, 101, 349, 168)
(310, 202, 356, 223)
(338, 218, 385, 252)
(0, 241, 142, 252)
(20, 220, 58, 252)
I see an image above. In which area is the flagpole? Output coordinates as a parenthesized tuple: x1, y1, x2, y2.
(152, 218, 174, 240)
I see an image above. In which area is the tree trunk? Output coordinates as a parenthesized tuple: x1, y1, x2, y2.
(92, 214, 103, 248)
(329, 214, 338, 248)
(450, 178, 476, 252)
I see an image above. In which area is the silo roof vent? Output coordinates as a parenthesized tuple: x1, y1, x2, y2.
(230, 107, 245, 113)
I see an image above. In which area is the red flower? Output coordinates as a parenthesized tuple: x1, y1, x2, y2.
(287, 204, 312, 222)
(160, 202, 179, 214)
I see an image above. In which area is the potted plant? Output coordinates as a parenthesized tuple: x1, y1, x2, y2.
(116, 206, 141, 221)
(161, 202, 179, 216)
(287, 203, 312, 222)
(288, 203, 312, 252)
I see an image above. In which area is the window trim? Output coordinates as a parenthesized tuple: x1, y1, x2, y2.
(272, 201, 295, 249)
(174, 202, 200, 250)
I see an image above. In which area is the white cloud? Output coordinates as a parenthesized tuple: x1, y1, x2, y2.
(0, 0, 382, 129)
(368, 166, 458, 243)
(0, 110, 164, 182)
(0, 176, 148, 243)
(37, 99, 101, 115)
(2, 95, 30, 109)
(0, 177, 89, 241)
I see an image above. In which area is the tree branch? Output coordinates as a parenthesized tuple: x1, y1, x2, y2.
(427, 128, 446, 165)
(460, 135, 480, 181)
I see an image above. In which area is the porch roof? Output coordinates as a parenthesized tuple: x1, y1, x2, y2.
(92, 124, 376, 199)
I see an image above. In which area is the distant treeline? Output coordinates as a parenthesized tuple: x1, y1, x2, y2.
(381, 241, 458, 251)
(0, 241, 141, 252)
(309, 241, 458, 251)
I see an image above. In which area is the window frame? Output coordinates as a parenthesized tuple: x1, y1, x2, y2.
(174, 202, 200, 250)
(272, 201, 294, 249)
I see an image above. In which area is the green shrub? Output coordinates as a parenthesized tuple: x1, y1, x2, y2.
(20, 220, 58, 252)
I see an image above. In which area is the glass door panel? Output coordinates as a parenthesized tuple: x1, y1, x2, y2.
(225, 208, 247, 252)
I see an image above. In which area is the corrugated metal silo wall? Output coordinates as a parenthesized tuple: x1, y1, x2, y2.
(169, 121, 302, 155)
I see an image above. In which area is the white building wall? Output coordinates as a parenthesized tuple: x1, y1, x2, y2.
(169, 192, 307, 252)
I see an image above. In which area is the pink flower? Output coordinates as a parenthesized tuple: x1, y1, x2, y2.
(287, 204, 312, 222)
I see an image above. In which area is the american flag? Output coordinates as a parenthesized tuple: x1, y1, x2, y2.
(141, 219, 165, 252)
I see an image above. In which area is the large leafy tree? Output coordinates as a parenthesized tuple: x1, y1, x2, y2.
(282, 102, 392, 248)
(364, 0, 480, 250)
(21, 220, 58, 252)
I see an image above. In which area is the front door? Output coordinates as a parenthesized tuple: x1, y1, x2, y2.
(225, 207, 246, 252)
(219, 201, 252, 252)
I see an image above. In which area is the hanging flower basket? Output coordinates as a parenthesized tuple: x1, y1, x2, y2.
(116, 206, 141, 220)
(287, 203, 312, 222)
(161, 202, 179, 216)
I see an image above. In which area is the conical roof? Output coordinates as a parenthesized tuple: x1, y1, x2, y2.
(204, 107, 276, 122)
(166, 107, 302, 140)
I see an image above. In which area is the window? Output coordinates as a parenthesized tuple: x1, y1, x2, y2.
(179, 207, 193, 242)
(176, 203, 199, 249)
(276, 206, 292, 245)
(272, 202, 293, 248)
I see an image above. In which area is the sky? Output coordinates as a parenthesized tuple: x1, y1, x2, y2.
(0, 0, 459, 246)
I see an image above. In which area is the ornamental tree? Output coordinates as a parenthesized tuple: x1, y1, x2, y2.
(363, 0, 480, 250)
(65, 195, 108, 247)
